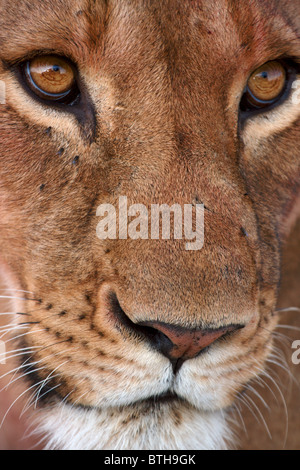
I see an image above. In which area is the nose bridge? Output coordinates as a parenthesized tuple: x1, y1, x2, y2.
(95, 111, 255, 328)
(92, 0, 233, 179)
(92, 7, 257, 329)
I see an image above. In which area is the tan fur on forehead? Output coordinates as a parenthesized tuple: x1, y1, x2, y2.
(0, 0, 299, 451)
(0, 0, 106, 58)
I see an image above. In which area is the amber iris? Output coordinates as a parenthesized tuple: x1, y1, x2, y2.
(24, 55, 77, 102)
(246, 61, 287, 108)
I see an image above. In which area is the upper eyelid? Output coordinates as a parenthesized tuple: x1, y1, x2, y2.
(3, 50, 78, 69)
(4, 51, 300, 76)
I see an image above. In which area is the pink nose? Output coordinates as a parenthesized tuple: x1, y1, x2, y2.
(140, 321, 242, 360)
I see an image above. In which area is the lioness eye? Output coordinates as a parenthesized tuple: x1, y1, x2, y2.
(241, 61, 289, 112)
(23, 55, 79, 104)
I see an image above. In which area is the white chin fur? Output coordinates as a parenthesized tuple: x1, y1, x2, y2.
(34, 401, 233, 450)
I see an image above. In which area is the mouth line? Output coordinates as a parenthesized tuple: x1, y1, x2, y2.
(66, 390, 183, 411)
(124, 391, 181, 408)
(54, 392, 183, 413)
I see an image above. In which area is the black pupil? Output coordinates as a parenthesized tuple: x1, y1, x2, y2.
(52, 65, 60, 72)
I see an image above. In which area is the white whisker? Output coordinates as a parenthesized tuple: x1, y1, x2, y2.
(0, 379, 47, 429)
(0, 349, 70, 390)
(0, 313, 22, 316)
(20, 380, 62, 418)
(0, 325, 35, 340)
(245, 383, 270, 411)
(0, 296, 34, 301)
(34, 362, 69, 408)
(0, 364, 50, 393)
(33, 383, 61, 406)
(276, 324, 300, 332)
(276, 307, 300, 313)
(0, 324, 28, 335)
(0, 289, 34, 294)
(0, 346, 41, 362)
(0, 359, 40, 383)
(232, 401, 248, 436)
(4, 328, 46, 345)
(252, 373, 279, 404)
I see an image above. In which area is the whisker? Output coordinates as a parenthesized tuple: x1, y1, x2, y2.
(71, 388, 91, 407)
(235, 392, 261, 427)
(240, 385, 272, 440)
(0, 327, 28, 340)
(1, 348, 71, 390)
(0, 345, 39, 357)
(0, 363, 50, 393)
(0, 346, 41, 362)
(0, 321, 41, 338)
(275, 307, 300, 314)
(275, 324, 300, 332)
(5, 328, 45, 344)
(0, 289, 34, 294)
(266, 356, 294, 378)
(252, 358, 290, 448)
(231, 400, 248, 437)
(0, 359, 40, 383)
(0, 324, 28, 334)
(0, 312, 31, 317)
(3, 328, 46, 346)
(245, 383, 270, 411)
(264, 367, 289, 448)
(61, 390, 75, 405)
(31, 383, 62, 411)
(1, 304, 51, 318)
(251, 373, 279, 405)
(0, 296, 38, 302)
(21, 374, 62, 417)
(34, 362, 69, 408)
(0, 379, 47, 429)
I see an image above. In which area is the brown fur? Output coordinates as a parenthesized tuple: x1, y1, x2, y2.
(0, 0, 299, 449)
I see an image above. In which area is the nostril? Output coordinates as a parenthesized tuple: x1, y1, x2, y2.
(109, 291, 170, 338)
(108, 291, 172, 346)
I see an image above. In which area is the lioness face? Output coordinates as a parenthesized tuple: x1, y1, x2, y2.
(0, 0, 299, 450)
